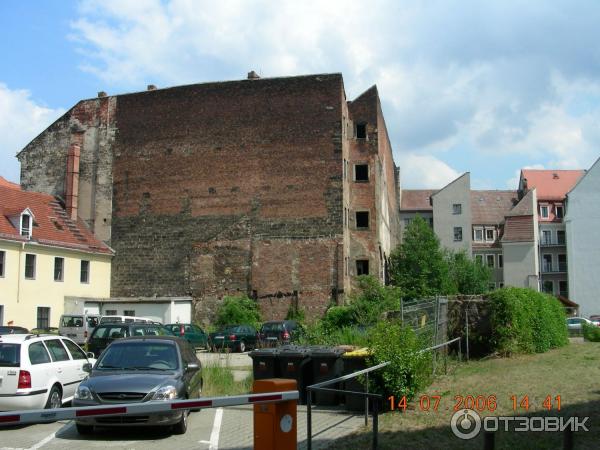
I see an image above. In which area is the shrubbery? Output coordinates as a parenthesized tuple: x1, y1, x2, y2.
(215, 295, 262, 329)
(583, 322, 600, 342)
(320, 275, 400, 330)
(366, 321, 432, 401)
(488, 287, 568, 355)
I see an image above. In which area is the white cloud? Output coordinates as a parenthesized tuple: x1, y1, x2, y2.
(0, 84, 65, 183)
(398, 153, 461, 189)
(68, 0, 600, 187)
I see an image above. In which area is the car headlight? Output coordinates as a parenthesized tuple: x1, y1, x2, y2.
(74, 385, 93, 401)
(152, 385, 178, 401)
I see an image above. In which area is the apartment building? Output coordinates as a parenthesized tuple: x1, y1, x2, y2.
(518, 170, 585, 298)
(400, 168, 584, 297)
(0, 178, 113, 329)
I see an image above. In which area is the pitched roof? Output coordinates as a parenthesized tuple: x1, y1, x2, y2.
(520, 169, 585, 201)
(506, 189, 535, 217)
(0, 176, 20, 190)
(471, 190, 518, 224)
(502, 215, 535, 242)
(0, 185, 113, 255)
(400, 190, 437, 211)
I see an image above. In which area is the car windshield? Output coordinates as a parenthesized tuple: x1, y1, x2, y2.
(130, 326, 172, 336)
(0, 343, 20, 367)
(92, 325, 128, 339)
(97, 342, 179, 371)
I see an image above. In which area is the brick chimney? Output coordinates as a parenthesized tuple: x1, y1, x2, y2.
(98, 91, 107, 98)
(147, 84, 157, 91)
(65, 143, 80, 221)
(247, 70, 260, 80)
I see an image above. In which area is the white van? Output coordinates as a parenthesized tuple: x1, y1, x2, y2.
(98, 315, 156, 324)
(58, 314, 101, 345)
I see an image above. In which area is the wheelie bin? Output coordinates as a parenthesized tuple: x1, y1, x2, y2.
(309, 346, 345, 405)
(249, 347, 280, 380)
(278, 345, 312, 404)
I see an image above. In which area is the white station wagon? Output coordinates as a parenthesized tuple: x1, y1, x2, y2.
(0, 334, 95, 411)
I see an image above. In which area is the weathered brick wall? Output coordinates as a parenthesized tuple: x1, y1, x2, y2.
(18, 97, 117, 242)
(110, 74, 345, 322)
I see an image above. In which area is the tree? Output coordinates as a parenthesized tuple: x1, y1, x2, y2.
(215, 295, 262, 329)
(389, 216, 451, 300)
(447, 250, 491, 295)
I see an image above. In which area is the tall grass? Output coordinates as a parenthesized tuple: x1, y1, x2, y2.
(202, 361, 253, 397)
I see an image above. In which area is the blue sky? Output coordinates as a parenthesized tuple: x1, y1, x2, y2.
(1, 0, 600, 190)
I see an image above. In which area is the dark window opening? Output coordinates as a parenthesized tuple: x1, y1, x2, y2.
(80, 260, 90, 283)
(21, 214, 31, 237)
(354, 164, 369, 182)
(123, 310, 135, 316)
(105, 309, 117, 316)
(0, 250, 4, 277)
(37, 307, 50, 329)
(555, 205, 564, 219)
(356, 259, 369, 276)
(356, 123, 367, 139)
(54, 257, 64, 282)
(25, 254, 36, 279)
(356, 211, 369, 229)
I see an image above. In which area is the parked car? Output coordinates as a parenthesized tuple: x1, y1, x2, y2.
(589, 315, 600, 322)
(59, 314, 101, 345)
(86, 323, 174, 358)
(208, 325, 258, 353)
(99, 315, 155, 324)
(258, 320, 302, 347)
(165, 323, 208, 350)
(566, 317, 600, 331)
(0, 326, 29, 335)
(0, 334, 95, 411)
(30, 327, 60, 335)
(73, 335, 202, 435)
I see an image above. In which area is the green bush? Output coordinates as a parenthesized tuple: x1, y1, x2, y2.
(215, 295, 262, 329)
(297, 322, 369, 347)
(583, 322, 600, 342)
(285, 305, 306, 323)
(488, 287, 568, 356)
(366, 321, 432, 401)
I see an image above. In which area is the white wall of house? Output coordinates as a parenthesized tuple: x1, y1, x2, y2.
(565, 158, 600, 317)
(502, 242, 539, 289)
(432, 173, 472, 254)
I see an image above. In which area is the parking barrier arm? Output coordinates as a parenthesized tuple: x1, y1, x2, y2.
(0, 390, 299, 426)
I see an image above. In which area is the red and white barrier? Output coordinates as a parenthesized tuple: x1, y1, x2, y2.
(0, 390, 299, 426)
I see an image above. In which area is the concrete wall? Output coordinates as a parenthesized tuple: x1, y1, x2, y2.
(566, 159, 600, 317)
(502, 242, 539, 288)
(432, 173, 472, 254)
(0, 241, 111, 328)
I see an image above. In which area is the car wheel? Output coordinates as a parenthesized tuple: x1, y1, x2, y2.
(238, 340, 246, 353)
(76, 423, 94, 435)
(45, 385, 62, 409)
(172, 410, 188, 435)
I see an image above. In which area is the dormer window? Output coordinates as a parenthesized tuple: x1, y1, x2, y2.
(21, 213, 32, 239)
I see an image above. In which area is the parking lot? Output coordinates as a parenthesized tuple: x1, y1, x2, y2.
(0, 404, 365, 450)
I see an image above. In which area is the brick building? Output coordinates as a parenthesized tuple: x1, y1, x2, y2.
(17, 73, 401, 323)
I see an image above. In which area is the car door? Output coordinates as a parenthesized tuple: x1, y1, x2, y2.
(61, 338, 92, 388)
(43, 339, 79, 400)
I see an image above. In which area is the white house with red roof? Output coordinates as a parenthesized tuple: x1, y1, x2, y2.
(0, 177, 113, 329)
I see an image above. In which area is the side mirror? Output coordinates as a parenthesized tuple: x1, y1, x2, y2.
(86, 352, 95, 359)
(186, 362, 199, 372)
(82, 362, 92, 373)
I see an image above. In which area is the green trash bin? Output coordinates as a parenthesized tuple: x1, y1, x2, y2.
(278, 345, 312, 404)
(309, 346, 345, 406)
(342, 353, 368, 411)
(249, 347, 280, 380)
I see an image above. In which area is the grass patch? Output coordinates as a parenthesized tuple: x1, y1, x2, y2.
(329, 341, 600, 449)
(202, 363, 253, 397)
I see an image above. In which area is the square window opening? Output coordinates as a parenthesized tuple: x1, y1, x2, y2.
(356, 123, 367, 139)
(356, 211, 370, 229)
(452, 204, 462, 215)
(453, 227, 463, 242)
(354, 164, 369, 182)
(356, 259, 369, 276)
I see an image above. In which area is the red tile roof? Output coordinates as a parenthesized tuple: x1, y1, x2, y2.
(0, 176, 20, 190)
(400, 190, 437, 210)
(471, 190, 518, 224)
(0, 185, 113, 255)
(520, 170, 585, 201)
